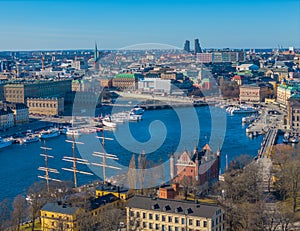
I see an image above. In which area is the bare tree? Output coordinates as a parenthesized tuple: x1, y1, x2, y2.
(0, 199, 10, 230)
(27, 182, 48, 231)
(11, 195, 27, 231)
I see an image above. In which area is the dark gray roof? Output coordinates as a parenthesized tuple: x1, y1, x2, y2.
(41, 193, 119, 215)
(127, 195, 221, 218)
(41, 202, 79, 215)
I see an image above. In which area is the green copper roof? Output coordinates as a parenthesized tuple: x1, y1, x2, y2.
(115, 73, 137, 79)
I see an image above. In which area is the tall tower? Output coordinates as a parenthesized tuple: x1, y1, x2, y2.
(194, 38, 202, 55)
(170, 149, 175, 180)
(184, 40, 190, 53)
(94, 42, 100, 70)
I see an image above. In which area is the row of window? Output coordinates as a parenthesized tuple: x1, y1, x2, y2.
(28, 103, 57, 108)
(130, 211, 207, 227)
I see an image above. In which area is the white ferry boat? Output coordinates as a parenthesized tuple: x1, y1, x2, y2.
(0, 137, 13, 149)
(39, 128, 60, 139)
(130, 107, 145, 115)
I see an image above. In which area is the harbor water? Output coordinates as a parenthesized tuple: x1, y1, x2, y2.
(0, 106, 263, 202)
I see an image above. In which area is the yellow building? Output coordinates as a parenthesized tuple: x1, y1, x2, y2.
(41, 194, 120, 231)
(95, 184, 133, 200)
(126, 196, 225, 231)
(27, 97, 64, 116)
(239, 83, 271, 102)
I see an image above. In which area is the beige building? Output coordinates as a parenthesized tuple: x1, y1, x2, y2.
(127, 196, 225, 231)
(276, 84, 299, 107)
(112, 73, 140, 90)
(27, 97, 64, 116)
(239, 84, 271, 102)
(4, 80, 71, 103)
(287, 96, 300, 129)
(161, 72, 184, 81)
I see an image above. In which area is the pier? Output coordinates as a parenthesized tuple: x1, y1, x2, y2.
(103, 101, 210, 110)
(257, 128, 278, 158)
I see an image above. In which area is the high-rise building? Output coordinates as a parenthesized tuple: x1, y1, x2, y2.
(183, 40, 190, 53)
(194, 38, 202, 54)
(94, 42, 100, 70)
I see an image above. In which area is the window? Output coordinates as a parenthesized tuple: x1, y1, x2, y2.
(212, 220, 214, 227)
(143, 212, 146, 219)
(175, 227, 179, 231)
(162, 215, 166, 222)
(136, 212, 140, 218)
(175, 217, 179, 223)
(196, 220, 200, 226)
(181, 218, 185, 224)
(156, 224, 160, 230)
(203, 221, 207, 227)
(189, 219, 193, 225)
(149, 223, 153, 229)
(168, 216, 172, 222)
(143, 222, 146, 228)
(155, 214, 159, 221)
(168, 226, 173, 231)
(149, 213, 153, 220)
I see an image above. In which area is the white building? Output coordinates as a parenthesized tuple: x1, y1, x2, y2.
(236, 64, 259, 71)
(138, 78, 172, 94)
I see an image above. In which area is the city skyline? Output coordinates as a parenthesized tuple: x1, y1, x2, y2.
(0, 0, 299, 51)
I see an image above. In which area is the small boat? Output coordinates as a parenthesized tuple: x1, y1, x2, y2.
(21, 133, 40, 144)
(39, 128, 60, 139)
(0, 137, 13, 149)
(59, 127, 69, 134)
(66, 128, 81, 136)
(130, 107, 145, 115)
(129, 114, 142, 121)
(102, 116, 117, 128)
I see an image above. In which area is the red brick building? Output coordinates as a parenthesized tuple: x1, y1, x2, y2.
(171, 144, 220, 187)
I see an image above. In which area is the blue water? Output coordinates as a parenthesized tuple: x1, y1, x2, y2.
(0, 106, 263, 202)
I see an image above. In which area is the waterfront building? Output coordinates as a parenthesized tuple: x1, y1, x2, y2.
(196, 53, 213, 63)
(0, 101, 29, 125)
(126, 195, 225, 231)
(171, 145, 220, 189)
(0, 106, 14, 130)
(138, 78, 172, 94)
(112, 73, 142, 90)
(239, 83, 272, 102)
(194, 39, 202, 54)
(65, 91, 102, 107)
(27, 97, 64, 116)
(212, 52, 223, 63)
(4, 80, 72, 104)
(183, 40, 191, 53)
(276, 84, 300, 107)
(287, 95, 300, 129)
(40, 194, 120, 231)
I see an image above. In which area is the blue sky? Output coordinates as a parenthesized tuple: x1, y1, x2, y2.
(0, 0, 299, 50)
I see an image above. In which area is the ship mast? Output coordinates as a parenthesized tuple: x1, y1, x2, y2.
(38, 141, 61, 193)
(62, 135, 93, 188)
(93, 129, 121, 184)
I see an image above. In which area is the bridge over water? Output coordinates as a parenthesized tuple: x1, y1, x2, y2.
(257, 128, 278, 158)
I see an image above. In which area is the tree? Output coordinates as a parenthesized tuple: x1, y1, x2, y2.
(27, 182, 48, 231)
(11, 195, 27, 231)
(0, 199, 10, 230)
